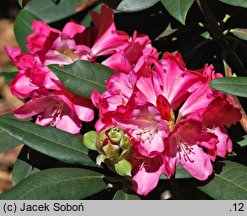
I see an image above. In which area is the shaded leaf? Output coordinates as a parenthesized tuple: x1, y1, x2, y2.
(160, 164, 192, 179)
(113, 190, 140, 200)
(14, 9, 40, 52)
(161, 0, 194, 24)
(102, 0, 160, 12)
(49, 60, 115, 98)
(0, 129, 21, 153)
(219, 0, 247, 8)
(25, 0, 89, 23)
(18, 0, 23, 7)
(209, 77, 247, 98)
(231, 28, 247, 41)
(237, 135, 247, 147)
(12, 159, 40, 186)
(83, 130, 98, 150)
(0, 168, 106, 199)
(198, 161, 247, 199)
(1, 72, 18, 85)
(0, 114, 95, 166)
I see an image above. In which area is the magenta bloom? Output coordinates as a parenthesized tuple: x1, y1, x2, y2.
(93, 52, 241, 195)
(6, 5, 130, 134)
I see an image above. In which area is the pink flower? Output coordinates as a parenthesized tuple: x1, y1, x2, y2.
(6, 47, 60, 98)
(6, 5, 132, 134)
(93, 51, 241, 195)
(13, 88, 94, 134)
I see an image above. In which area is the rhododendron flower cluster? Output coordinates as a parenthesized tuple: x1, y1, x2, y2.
(6, 6, 130, 134)
(6, 5, 242, 196)
(92, 51, 242, 195)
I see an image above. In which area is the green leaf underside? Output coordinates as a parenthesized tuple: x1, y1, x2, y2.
(14, 9, 40, 52)
(0, 129, 22, 153)
(237, 135, 247, 147)
(209, 77, 247, 98)
(116, 0, 160, 12)
(12, 159, 40, 186)
(198, 161, 247, 199)
(219, 0, 247, 8)
(49, 60, 115, 98)
(231, 28, 247, 40)
(25, 0, 88, 23)
(113, 190, 140, 200)
(0, 114, 95, 166)
(161, 0, 194, 24)
(0, 168, 105, 200)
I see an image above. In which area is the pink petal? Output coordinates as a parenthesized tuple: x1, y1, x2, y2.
(132, 155, 165, 196)
(55, 105, 82, 134)
(202, 94, 242, 127)
(72, 96, 94, 122)
(62, 21, 85, 38)
(180, 144, 213, 180)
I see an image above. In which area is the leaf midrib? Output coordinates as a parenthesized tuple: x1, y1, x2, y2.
(10, 174, 104, 199)
(52, 65, 105, 88)
(0, 121, 88, 156)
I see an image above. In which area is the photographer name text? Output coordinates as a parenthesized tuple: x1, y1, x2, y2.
(2, 202, 84, 213)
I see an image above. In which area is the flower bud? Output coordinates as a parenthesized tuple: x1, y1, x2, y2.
(96, 126, 132, 176)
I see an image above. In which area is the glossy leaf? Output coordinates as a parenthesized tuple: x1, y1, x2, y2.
(113, 190, 140, 200)
(219, 0, 247, 8)
(0, 114, 95, 166)
(12, 159, 40, 186)
(0, 168, 106, 199)
(0, 129, 21, 153)
(25, 0, 88, 23)
(198, 161, 247, 199)
(230, 28, 247, 40)
(102, 0, 160, 12)
(160, 164, 192, 179)
(14, 9, 40, 52)
(48, 60, 115, 98)
(83, 131, 98, 150)
(161, 0, 194, 24)
(237, 135, 247, 147)
(209, 77, 247, 98)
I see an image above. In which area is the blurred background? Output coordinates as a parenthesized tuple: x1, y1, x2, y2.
(0, 0, 25, 193)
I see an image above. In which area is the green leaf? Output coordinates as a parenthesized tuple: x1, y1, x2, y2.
(25, 0, 88, 23)
(0, 114, 95, 166)
(219, 0, 247, 8)
(198, 161, 247, 199)
(102, 0, 160, 12)
(160, 164, 192, 179)
(230, 28, 247, 40)
(237, 135, 247, 147)
(12, 159, 40, 186)
(0, 168, 106, 199)
(1, 65, 18, 84)
(18, 0, 23, 7)
(0, 129, 21, 153)
(83, 131, 98, 150)
(114, 159, 132, 176)
(14, 9, 40, 52)
(48, 60, 115, 98)
(80, 3, 102, 27)
(113, 190, 140, 200)
(209, 77, 247, 98)
(161, 0, 194, 24)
